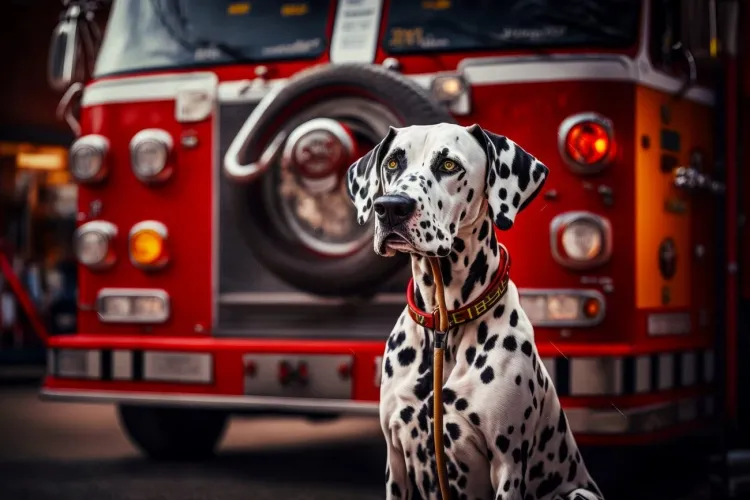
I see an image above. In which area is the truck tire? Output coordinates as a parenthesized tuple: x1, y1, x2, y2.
(117, 405, 229, 461)
(232, 63, 456, 297)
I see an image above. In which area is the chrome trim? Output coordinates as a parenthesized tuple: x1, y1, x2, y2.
(550, 211, 613, 270)
(430, 73, 471, 115)
(557, 112, 615, 174)
(518, 288, 607, 327)
(54, 349, 101, 379)
(129, 128, 174, 183)
(74, 220, 118, 270)
(569, 357, 623, 395)
(96, 288, 170, 324)
(647, 312, 692, 336)
(218, 292, 405, 306)
(128, 220, 169, 270)
(564, 398, 707, 435)
(280, 117, 356, 172)
(56, 83, 84, 137)
(143, 352, 213, 384)
(223, 83, 289, 183)
(39, 389, 381, 415)
(47, 5, 80, 92)
(69, 134, 110, 183)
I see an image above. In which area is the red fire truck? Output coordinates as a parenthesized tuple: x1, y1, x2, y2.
(43, 0, 743, 473)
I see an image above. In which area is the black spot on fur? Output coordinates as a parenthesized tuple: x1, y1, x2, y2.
(494, 304, 505, 318)
(528, 379, 535, 395)
(443, 388, 456, 405)
(440, 258, 453, 288)
(524, 406, 532, 419)
(424, 233, 434, 243)
(391, 482, 401, 498)
(515, 374, 522, 385)
(559, 439, 569, 463)
(411, 427, 418, 438)
(480, 366, 495, 384)
(422, 273, 433, 287)
(453, 237, 465, 253)
(461, 250, 489, 302)
(446, 422, 461, 440)
(529, 461, 545, 481)
(511, 145, 533, 191)
(455, 398, 468, 411)
(387, 331, 406, 351)
(459, 461, 469, 473)
(538, 426, 555, 452)
(499, 162, 511, 179)
(484, 334, 499, 351)
(475, 354, 487, 368)
(567, 459, 578, 482)
(510, 310, 519, 327)
(512, 192, 521, 208)
(400, 406, 415, 424)
(469, 412, 480, 425)
(465, 347, 476, 365)
(499, 187, 507, 199)
(477, 220, 489, 241)
(397, 347, 417, 366)
(503, 335, 517, 352)
(488, 169, 497, 187)
(558, 409, 568, 433)
(496, 435, 510, 453)
(535, 472, 563, 498)
(477, 322, 489, 344)
(503, 480, 511, 492)
(385, 358, 393, 377)
(521, 341, 532, 356)
(467, 189, 474, 202)
(413, 374, 431, 400)
(495, 213, 513, 230)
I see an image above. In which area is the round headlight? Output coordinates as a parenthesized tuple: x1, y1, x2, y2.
(551, 212, 612, 269)
(74, 221, 117, 270)
(69, 135, 109, 183)
(130, 129, 173, 183)
(561, 220, 603, 261)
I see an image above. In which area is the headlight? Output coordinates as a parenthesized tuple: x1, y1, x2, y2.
(74, 221, 117, 270)
(130, 129, 173, 183)
(97, 288, 170, 324)
(551, 212, 612, 269)
(69, 135, 109, 183)
(519, 290, 605, 327)
(561, 220, 603, 260)
(558, 112, 615, 174)
(129, 221, 169, 270)
(431, 75, 466, 104)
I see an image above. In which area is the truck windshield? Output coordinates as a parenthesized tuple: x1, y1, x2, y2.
(383, 0, 640, 53)
(94, 0, 332, 77)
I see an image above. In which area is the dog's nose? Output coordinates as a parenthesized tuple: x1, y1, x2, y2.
(373, 194, 417, 226)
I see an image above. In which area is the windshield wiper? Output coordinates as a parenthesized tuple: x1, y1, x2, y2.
(148, 0, 247, 62)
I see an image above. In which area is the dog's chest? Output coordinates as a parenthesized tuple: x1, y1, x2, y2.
(390, 389, 495, 500)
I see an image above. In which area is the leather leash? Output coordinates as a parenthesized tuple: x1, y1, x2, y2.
(427, 256, 451, 500)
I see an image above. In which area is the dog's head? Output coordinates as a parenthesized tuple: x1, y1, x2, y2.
(346, 123, 548, 257)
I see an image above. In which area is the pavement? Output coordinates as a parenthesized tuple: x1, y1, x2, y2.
(0, 383, 714, 500)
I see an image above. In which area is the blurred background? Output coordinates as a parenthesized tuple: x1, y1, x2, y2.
(0, 1, 748, 499)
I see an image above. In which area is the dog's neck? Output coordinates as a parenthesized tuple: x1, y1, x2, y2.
(410, 213, 503, 316)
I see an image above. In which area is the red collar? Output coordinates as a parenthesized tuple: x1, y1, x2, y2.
(406, 244, 511, 331)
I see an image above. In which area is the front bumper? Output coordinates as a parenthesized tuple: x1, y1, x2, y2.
(43, 334, 715, 444)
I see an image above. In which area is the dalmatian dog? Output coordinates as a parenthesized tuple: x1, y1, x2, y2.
(346, 123, 604, 500)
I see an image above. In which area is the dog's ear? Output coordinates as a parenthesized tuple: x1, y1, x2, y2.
(346, 126, 398, 225)
(467, 124, 549, 231)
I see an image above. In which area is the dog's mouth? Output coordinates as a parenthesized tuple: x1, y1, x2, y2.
(379, 231, 415, 254)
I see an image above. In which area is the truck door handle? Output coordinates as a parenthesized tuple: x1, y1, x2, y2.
(673, 166, 725, 195)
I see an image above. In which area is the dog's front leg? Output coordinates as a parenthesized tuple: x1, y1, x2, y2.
(384, 431, 412, 500)
(490, 458, 521, 500)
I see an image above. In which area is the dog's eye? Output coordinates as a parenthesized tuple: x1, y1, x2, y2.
(385, 159, 399, 171)
(441, 160, 457, 172)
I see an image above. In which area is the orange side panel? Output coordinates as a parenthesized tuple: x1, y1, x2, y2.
(634, 86, 713, 309)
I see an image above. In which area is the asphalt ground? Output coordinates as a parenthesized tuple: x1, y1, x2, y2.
(0, 383, 713, 500)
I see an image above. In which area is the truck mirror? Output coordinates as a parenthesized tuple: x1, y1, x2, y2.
(47, 9, 81, 92)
